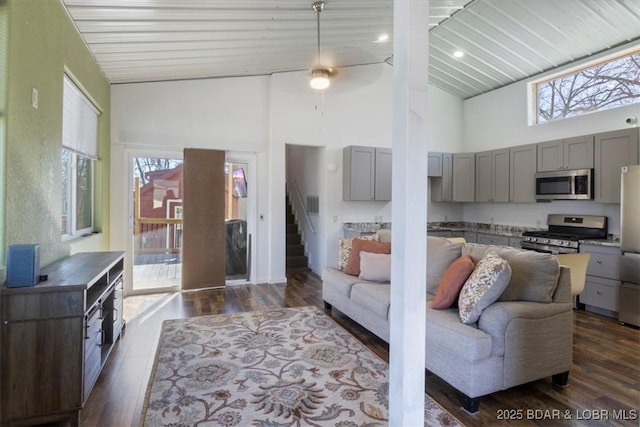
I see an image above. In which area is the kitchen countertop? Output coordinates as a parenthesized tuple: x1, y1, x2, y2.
(580, 238, 620, 248)
(343, 222, 622, 247)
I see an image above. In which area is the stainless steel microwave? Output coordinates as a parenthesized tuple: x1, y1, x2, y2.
(535, 168, 594, 201)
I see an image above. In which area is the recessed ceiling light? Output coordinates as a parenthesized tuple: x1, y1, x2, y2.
(453, 50, 465, 58)
(376, 33, 389, 42)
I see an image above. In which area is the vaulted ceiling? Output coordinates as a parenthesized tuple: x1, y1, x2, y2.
(62, 0, 640, 99)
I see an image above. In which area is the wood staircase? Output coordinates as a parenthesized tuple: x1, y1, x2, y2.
(286, 196, 309, 271)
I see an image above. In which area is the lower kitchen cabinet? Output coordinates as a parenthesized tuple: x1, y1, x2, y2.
(476, 233, 510, 246)
(579, 244, 621, 316)
(0, 252, 125, 426)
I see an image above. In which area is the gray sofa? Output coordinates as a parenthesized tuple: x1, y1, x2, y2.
(322, 234, 573, 413)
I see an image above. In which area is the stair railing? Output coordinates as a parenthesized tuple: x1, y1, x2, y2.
(290, 180, 316, 233)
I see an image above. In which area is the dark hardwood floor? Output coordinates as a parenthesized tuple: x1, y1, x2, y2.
(81, 271, 639, 427)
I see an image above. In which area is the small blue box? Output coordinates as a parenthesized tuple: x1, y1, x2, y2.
(6, 244, 40, 287)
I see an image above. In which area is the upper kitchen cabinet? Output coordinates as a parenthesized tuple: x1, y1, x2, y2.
(452, 153, 476, 202)
(594, 128, 639, 203)
(475, 149, 509, 203)
(374, 148, 392, 201)
(431, 152, 453, 202)
(509, 144, 537, 203)
(537, 135, 594, 172)
(427, 152, 443, 177)
(343, 146, 392, 201)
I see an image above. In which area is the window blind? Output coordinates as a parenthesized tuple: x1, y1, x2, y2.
(62, 75, 99, 158)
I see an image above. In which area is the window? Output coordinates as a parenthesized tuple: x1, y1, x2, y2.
(534, 50, 640, 124)
(62, 75, 99, 237)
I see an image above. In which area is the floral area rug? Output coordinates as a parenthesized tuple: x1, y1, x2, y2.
(140, 306, 462, 427)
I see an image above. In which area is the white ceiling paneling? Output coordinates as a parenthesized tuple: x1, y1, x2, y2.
(62, 0, 640, 99)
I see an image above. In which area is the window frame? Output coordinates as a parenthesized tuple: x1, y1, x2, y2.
(61, 74, 99, 240)
(530, 47, 640, 125)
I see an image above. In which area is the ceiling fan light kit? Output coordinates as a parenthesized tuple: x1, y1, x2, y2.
(310, 1, 330, 90)
(310, 68, 331, 90)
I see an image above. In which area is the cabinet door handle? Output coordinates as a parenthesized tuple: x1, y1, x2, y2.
(596, 260, 603, 264)
(596, 290, 603, 295)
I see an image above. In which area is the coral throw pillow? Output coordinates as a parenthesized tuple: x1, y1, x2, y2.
(344, 239, 391, 276)
(431, 255, 475, 309)
(458, 251, 512, 324)
(338, 235, 379, 271)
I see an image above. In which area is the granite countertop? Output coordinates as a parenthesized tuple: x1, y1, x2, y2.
(344, 221, 541, 237)
(343, 222, 622, 248)
(580, 238, 620, 248)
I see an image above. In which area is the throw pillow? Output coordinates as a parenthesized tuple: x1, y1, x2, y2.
(458, 251, 512, 324)
(338, 234, 379, 271)
(426, 236, 464, 294)
(345, 239, 392, 276)
(431, 255, 475, 309)
(359, 252, 392, 282)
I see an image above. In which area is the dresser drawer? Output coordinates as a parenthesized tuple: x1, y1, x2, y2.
(580, 245, 620, 280)
(582, 276, 619, 312)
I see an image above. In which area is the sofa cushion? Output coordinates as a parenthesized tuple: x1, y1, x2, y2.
(345, 240, 391, 276)
(431, 255, 475, 309)
(338, 235, 379, 271)
(322, 267, 361, 300)
(462, 243, 560, 303)
(425, 303, 493, 362)
(359, 252, 392, 282)
(427, 236, 463, 295)
(351, 283, 391, 319)
(458, 252, 512, 324)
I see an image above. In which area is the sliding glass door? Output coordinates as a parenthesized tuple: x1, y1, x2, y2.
(131, 156, 183, 293)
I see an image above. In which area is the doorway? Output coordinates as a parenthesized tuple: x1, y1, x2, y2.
(131, 156, 183, 293)
(128, 152, 255, 294)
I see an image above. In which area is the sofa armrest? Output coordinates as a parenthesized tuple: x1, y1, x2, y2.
(552, 266, 571, 303)
(478, 300, 573, 357)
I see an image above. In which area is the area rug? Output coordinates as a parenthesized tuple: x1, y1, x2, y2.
(141, 306, 462, 426)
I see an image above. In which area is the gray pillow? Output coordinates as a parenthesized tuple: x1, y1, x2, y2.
(462, 243, 560, 303)
(458, 251, 512, 324)
(427, 236, 463, 294)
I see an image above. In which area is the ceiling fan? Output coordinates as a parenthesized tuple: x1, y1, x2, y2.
(310, 1, 331, 90)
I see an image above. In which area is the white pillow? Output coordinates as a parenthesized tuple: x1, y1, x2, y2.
(359, 251, 391, 282)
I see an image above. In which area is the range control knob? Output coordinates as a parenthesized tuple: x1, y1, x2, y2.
(543, 239, 550, 244)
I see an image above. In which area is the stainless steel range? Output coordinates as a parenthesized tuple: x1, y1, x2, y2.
(521, 214, 608, 254)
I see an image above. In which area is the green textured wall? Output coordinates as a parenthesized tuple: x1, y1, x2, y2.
(5, 0, 110, 266)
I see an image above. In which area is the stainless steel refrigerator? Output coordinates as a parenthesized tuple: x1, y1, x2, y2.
(619, 165, 640, 327)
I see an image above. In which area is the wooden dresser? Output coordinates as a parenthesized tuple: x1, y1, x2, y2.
(0, 251, 125, 426)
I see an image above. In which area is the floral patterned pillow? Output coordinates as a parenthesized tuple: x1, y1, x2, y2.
(458, 251, 512, 324)
(338, 235, 379, 271)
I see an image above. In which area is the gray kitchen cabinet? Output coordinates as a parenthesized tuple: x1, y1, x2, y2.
(343, 146, 392, 201)
(475, 149, 509, 203)
(579, 244, 621, 316)
(427, 230, 452, 238)
(452, 153, 476, 202)
(509, 144, 537, 203)
(594, 128, 639, 204)
(508, 236, 522, 249)
(476, 233, 509, 246)
(463, 231, 477, 243)
(431, 153, 453, 202)
(537, 135, 594, 172)
(374, 148, 392, 201)
(428, 152, 443, 177)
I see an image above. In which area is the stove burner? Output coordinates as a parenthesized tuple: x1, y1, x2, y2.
(520, 214, 608, 254)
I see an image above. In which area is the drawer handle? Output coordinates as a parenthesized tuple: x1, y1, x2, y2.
(596, 291, 603, 295)
(596, 260, 603, 264)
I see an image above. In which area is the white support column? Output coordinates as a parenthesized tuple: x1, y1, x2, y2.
(389, 1, 429, 426)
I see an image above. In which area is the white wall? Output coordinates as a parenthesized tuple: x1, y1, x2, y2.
(111, 63, 466, 282)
